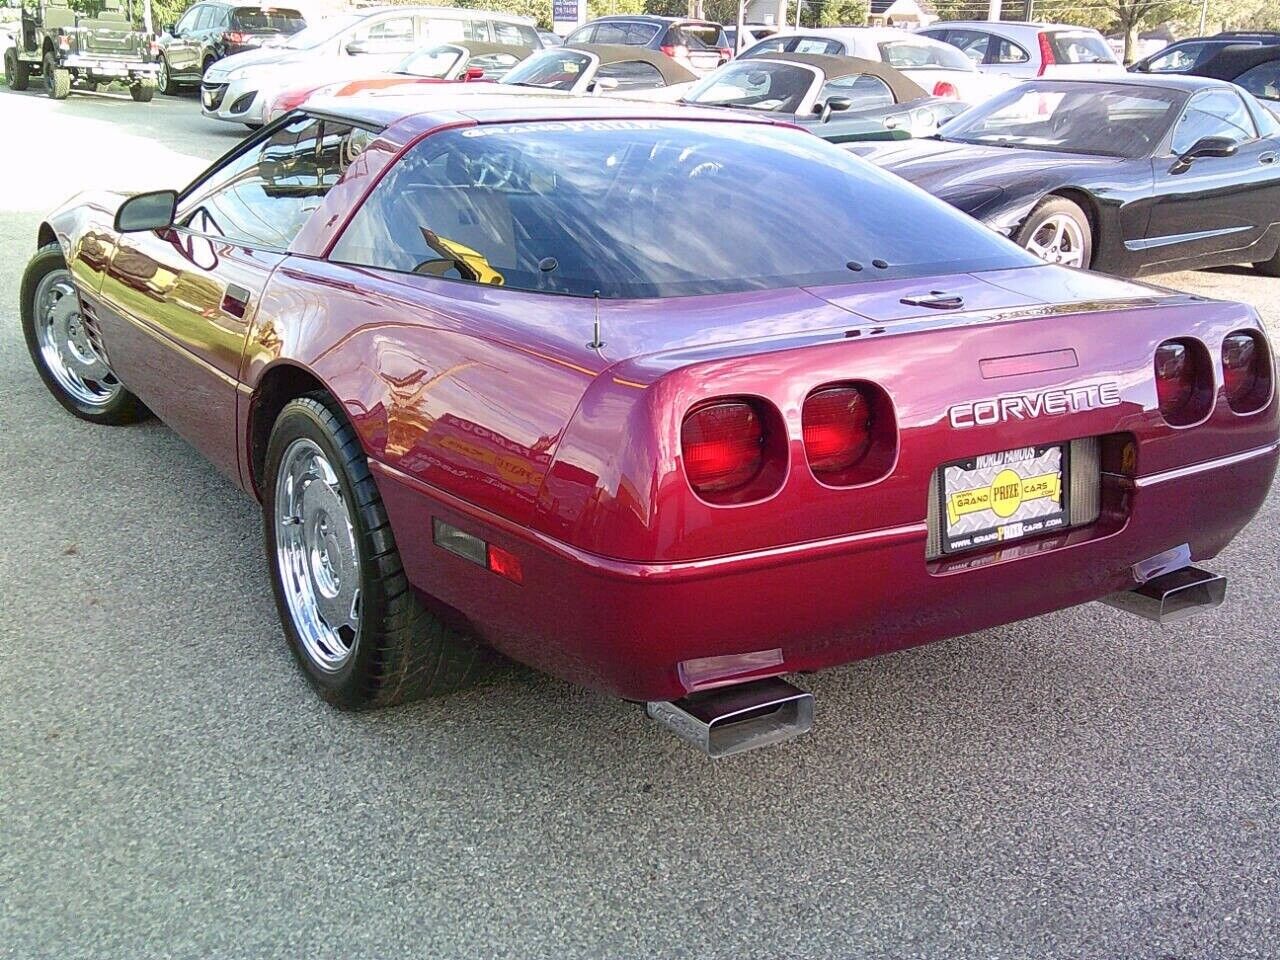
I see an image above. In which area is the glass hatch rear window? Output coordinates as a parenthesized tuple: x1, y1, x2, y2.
(1048, 31, 1116, 64)
(331, 121, 1034, 299)
(233, 7, 306, 33)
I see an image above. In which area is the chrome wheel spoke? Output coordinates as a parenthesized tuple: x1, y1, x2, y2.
(274, 439, 362, 672)
(34, 269, 122, 407)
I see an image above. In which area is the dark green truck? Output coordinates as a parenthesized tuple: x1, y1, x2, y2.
(5, 0, 159, 101)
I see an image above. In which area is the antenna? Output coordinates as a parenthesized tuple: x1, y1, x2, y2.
(588, 289, 604, 349)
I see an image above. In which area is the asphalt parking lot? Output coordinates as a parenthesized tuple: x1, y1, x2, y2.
(1, 85, 1277, 960)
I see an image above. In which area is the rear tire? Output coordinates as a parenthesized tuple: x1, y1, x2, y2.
(21, 243, 147, 424)
(5, 48, 29, 90)
(264, 393, 483, 708)
(42, 53, 70, 99)
(1015, 196, 1093, 269)
(130, 79, 155, 102)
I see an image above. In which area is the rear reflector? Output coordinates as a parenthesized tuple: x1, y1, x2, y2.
(1222, 331, 1270, 413)
(432, 518, 522, 583)
(802, 386, 872, 478)
(932, 81, 958, 99)
(681, 400, 766, 495)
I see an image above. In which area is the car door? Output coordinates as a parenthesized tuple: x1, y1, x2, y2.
(198, 4, 230, 66)
(1144, 88, 1278, 268)
(96, 116, 364, 481)
(165, 4, 204, 78)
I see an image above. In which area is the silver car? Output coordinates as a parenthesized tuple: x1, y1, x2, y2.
(920, 21, 1124, 79)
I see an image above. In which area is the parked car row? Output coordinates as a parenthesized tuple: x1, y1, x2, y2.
(21, 85, 1279, 754)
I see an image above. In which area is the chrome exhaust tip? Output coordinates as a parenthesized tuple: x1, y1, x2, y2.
(646, 677, 814, 758)
(1101, 565, 1227, 625)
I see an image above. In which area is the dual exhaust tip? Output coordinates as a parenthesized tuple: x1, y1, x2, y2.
(647, 561, 1227, 758)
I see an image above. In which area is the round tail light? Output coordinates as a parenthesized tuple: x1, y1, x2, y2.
(803, 386, 872, 480)
(1154, 340, 1196, 420)
(681, 400, 766, 495)
(1222, 332, 1269, 413)
(932, 81, 959, 98)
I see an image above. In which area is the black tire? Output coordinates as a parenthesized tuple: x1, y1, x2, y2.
(158, 56, 177, 95)
(264, 393, 483, 708)
(201, 56, 214, 77)
(130, 79, 155, 102)
(43, 53, 70, 99)
(1253, 246, 1280, 278)
(1014, 195, 1093, 269)
(5, 48, 29, 91)
(21, 243, 147, 424)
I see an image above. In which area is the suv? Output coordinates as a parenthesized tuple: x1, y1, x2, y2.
(565, 16, 730, 75)
(201, 6, 541, 126)
(4, 0, 159, 101)
(920, 21, 1123, 78)
(157, 3, 306, 95)
(1130, 34, 1280, 75)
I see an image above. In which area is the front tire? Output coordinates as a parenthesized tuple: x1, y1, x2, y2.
(1015, 196, 1093, 269)
(157, 56, 177, 95)
(264, 393, 483, 708)
(130, 79, 155, 102)
(42, 53, 70, 99)
(5, 48, 30, 90)
(21, 243, 146, 424)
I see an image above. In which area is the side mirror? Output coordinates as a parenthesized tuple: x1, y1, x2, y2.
(114, 189, 177, 233)
(344, 39, 370, 56)
(1173, 134, 1238, 171)
(820, 95, 853, 123)
(463, 66, 484, 81)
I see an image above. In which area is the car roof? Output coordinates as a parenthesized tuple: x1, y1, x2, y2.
(564, 42, 698, 82)
(1192, 43, 1280, 79)
(349, 5, 535, 24)
(432, 41, 535, 59)
(753, 51, 927, 100)
(305, 91, 779, 131)
(584, 15, 717, 25)
(927, 20, 1101, 31)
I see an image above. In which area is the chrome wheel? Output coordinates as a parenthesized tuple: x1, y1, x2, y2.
(158, 58, 169, 92)
(274, 438, 362, 672)
(1025, 214, 1086, 267)
(33, 269, 121, 407)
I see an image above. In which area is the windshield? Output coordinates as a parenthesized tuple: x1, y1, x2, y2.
(500, 50, 591, 89)
(683, 61, 816, 112)
(940, 82, 1184, 158)
(879, 40, 972, 71)
(397, 44, 464, 78)
(283, 15, 362, 50)
(330, 121, 1034, 298)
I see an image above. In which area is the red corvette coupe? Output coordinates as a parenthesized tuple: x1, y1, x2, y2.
(22, 96, 1278, 756)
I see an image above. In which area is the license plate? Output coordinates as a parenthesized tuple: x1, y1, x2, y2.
(940, 444, 1069, 554)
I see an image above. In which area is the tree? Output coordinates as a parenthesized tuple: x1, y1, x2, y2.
(1089, 0, 1195, 61)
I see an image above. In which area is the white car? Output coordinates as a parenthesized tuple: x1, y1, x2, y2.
(919, 22, 1125, 79)
(201, 5, 540, 127)
(739, 27, 1007, 103)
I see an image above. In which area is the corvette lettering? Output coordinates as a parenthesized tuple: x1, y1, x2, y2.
(948, 381, 1122, 429)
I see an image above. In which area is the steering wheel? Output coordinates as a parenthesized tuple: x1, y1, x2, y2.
(471, 151, 518, 190)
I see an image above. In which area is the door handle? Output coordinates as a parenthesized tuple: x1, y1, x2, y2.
(221, 283, 251, 319)
(1260, 152, 1277, 165)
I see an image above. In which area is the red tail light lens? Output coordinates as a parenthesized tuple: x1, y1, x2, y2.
(225, 31, 250, 44)
(660, 44, 688, 59)
(1037, 32, 1055, 75)
(682, 401, 766, 494)
(1222, 332, 1270, 413)
(1155, 341, 1194, 415)
(803, 386, 873, 478)
(718, 46, 733, 60)
(932, 81, 958, 99)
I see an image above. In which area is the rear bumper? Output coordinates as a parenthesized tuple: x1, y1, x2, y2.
(373, 440, 1278, 702)
(64, 56, 158, 77)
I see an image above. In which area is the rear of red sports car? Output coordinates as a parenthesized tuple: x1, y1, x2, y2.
(323, 114, 1276, 747)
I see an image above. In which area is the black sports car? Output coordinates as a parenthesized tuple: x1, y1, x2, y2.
(850, 75, 1280, 277)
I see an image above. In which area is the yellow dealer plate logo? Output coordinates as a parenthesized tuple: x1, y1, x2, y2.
(947, 468, 1061, 525)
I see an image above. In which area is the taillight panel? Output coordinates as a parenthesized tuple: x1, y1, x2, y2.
(802, 381, 897, 487)
(1154, 338, 1213, 426)
(681, 397, 787, 505)
(1222, 330, 1272, 414)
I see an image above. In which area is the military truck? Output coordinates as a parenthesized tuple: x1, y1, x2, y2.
(4, 0, 159, 101)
